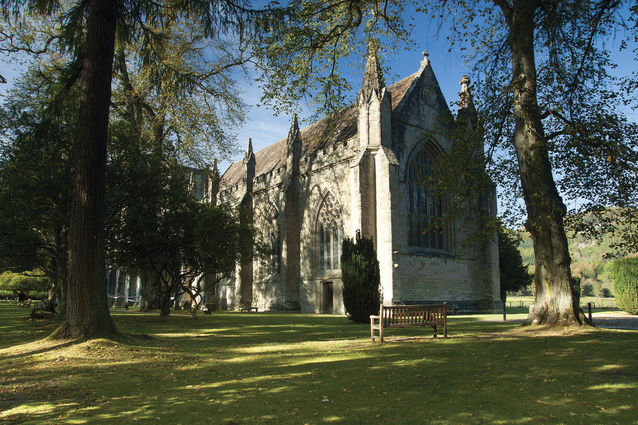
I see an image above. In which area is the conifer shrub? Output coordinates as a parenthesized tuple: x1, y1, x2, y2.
(341, 231, 380, 323)
(605, 257, 638, 315)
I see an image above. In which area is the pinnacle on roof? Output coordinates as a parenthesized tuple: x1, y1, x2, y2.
(360, 38, 385, 96)
(245, 138, 254, 158)
(287, 113, 301, 147)
(458, 74, 475, 111)
(211, 158, 219, 175)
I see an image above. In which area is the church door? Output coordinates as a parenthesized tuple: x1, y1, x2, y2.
(322, 282, 333, 314)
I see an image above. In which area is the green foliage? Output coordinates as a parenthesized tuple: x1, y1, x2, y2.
(498, 226, 532, 301)
(0, 62, 74, 280)
(340, 231, 380, 323)
(604, 257, 638, 315)
(0, 271, 50, 293)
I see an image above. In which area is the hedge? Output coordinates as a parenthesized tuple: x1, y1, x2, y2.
(604, 257, 638, 315)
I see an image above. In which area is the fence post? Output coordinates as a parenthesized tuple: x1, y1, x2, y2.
(588, 302, 592, 324)
(502, 300, 507, 322)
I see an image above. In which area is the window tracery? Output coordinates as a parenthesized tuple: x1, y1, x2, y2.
(317, 192, 344, 272)
(257, 203, 280, 279)
(406, 144, 447, 250)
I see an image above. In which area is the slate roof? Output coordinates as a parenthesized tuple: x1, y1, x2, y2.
(219, 73, 417, 190)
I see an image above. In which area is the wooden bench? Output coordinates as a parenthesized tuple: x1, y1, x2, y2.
(239, 306, 258, 313)
(370, 303, 448, 343)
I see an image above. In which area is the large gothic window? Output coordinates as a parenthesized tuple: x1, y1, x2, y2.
(407, 144, 447, 250)
(317, 193, 344, 272)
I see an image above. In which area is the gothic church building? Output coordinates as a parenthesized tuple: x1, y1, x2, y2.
(214, 50, 500, 314)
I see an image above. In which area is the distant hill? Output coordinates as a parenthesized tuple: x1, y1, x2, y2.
(517, 214, 629, 297)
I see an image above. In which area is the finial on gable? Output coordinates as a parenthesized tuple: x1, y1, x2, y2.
(360, 38, 385, 96)
(419, 49, 430, 70)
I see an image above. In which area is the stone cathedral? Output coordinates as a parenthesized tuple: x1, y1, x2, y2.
(213, 49, 501, 314)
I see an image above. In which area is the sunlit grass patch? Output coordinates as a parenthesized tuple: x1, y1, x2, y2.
(588, 382, 637, 391)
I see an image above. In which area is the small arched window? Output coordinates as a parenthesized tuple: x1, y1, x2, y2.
(407, 144, 447, 250)
(317, 192, 344, 271)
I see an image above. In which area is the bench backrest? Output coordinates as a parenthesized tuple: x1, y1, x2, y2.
(380, 303, 447, 327)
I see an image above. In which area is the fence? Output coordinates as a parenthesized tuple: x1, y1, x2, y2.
(506, 297, 617, 310)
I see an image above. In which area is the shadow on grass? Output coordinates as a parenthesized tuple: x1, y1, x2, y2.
(1, 307, 637, 425)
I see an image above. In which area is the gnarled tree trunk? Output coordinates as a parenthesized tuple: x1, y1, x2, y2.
(52, 0, 118, 338)
(504, 1, 580, 326)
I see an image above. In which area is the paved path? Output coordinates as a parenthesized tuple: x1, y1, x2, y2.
(590, 312, 638, 330)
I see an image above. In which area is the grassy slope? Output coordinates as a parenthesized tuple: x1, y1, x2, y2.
(1, 306, 637, 425)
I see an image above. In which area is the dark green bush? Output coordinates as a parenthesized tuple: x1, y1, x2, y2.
(341, 231, 380, 323)
(581, 283, 594, 297)
(498, 226, 533, 301)
(605, 257, 638, 315)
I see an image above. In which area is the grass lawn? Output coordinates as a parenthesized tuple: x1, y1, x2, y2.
(0, 305, 637, 424)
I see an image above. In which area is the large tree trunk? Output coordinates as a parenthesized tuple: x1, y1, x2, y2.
(506, 2, 580, 326)
(52, 0, 118, 338)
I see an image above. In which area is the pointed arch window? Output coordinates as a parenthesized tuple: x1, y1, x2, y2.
(317, 193, 344, 272)
(407, 145, 447, 250)
(257, 204, 280, 279)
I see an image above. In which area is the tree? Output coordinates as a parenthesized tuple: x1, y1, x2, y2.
(341, 231, 380, 323)
(254, 0, 637, 326)
(0, 62, 75, 314)
(1, 0, 280, 338)
(498, 225, 533, 304)
(174, 202, 244, 318)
